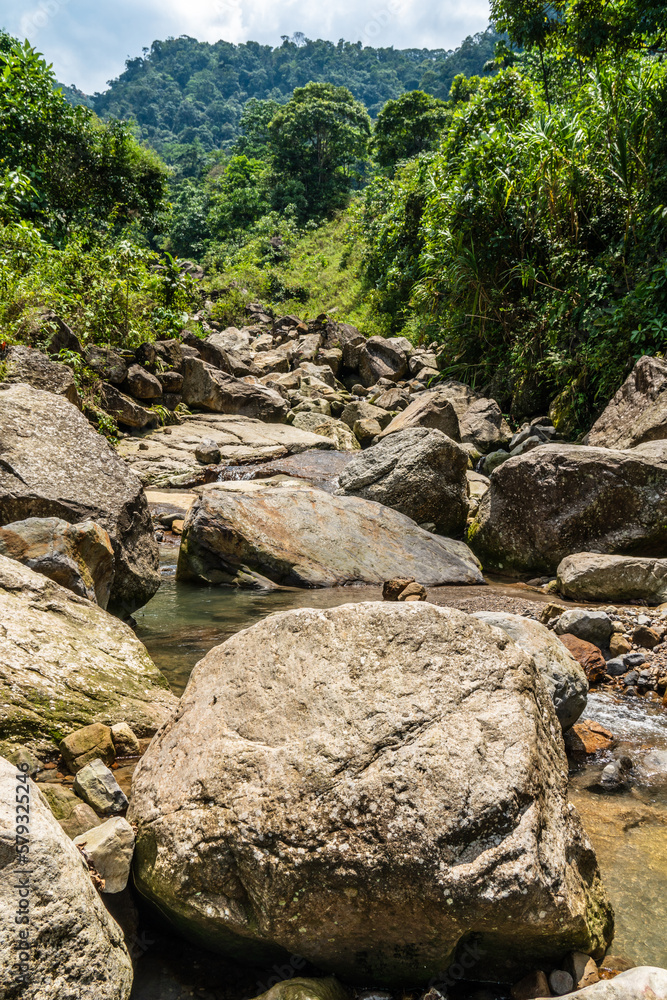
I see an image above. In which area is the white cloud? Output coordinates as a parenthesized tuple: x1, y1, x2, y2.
(1, 0, 491, 92)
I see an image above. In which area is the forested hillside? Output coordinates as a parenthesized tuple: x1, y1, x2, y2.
(91, 29, 499, 153)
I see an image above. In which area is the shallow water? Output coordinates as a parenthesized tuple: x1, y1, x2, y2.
(130, 546, 667, 991)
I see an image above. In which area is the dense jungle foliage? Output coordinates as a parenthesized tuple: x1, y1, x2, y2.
(2, 3, 667, 435)
(90, 30, 500, 154)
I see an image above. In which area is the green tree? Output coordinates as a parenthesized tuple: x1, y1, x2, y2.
(268, 81, 371, 219)
(234, 98, 281, 158)
(373, 90, 451, 170)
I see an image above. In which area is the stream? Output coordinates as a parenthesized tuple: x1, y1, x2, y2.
(127, 544, 667, 997)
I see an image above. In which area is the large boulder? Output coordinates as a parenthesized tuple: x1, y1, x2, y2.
(98, 383, 158, 431)
(177, 483, 484, 588)
(358, 336, 411, 386)
(0, 383, 160, 614)
(583, 355, 667, 450)
(336, 427, 469, 536)
(0, 756, 133, 999)
(130, 602, 613, 985)
(0, 555, 176, 758)
(0, 516, 115, 608)
(2, 345, 80, 407)
(377, 390, 461, 442)
(469, 443, 667, 575)
(471, 612, 588, 730)
(557, 552, 667, 605)
(180, 357, 288, 422)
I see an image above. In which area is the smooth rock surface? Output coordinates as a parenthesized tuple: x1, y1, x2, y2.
(177, 484, 484, 588)
(547, 966, 667, 1000)
(130, 602, 613, 984)
(469, 443, 667, 575)
(0, 383, 159, 614)
(584, 355, 667, 449)
(337, 428, 469, 536)
(377, 390, 461, 441)
(74, 817, 135, 893)
(557, 553, 667, 605)
(118, 414, 334, 487)
(74, 759, 129, 816)
(0, 516, 115, 607)
(554, 611, 613, 649)
(0, 756, 133, 999)
(472, 612, 588, 730)
(0, 555, 176, 758)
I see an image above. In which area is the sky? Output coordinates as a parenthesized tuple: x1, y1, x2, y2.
(0, 0, 491, 94)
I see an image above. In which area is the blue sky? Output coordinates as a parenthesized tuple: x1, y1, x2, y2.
(0, 0, 491, 93)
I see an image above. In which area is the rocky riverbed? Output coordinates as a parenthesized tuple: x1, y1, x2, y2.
(2, 314, 667, 1000)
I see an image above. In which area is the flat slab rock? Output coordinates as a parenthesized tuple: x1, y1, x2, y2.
(129, 602, 612, 984)
(118, 414, 334, 487)
(220, 450, 357, 493)
(0, 554, 177, 758)
(176, 482, 484, 588)
(557, 552, 667, 605)
(0, 756, 133, 999)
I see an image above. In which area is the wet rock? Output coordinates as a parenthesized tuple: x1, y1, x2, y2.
(377, 390, 461, 442)
(40, 782, 102, 839)
(177, 484, 484, 589)
(583, 355, 667, 450)
(372, 387, 410, 411)
(0, 555, 176, 758)
(60, 723, 115, 773)
(0, 516, 115, 608)
(130, 602, 613, 984)
(554, 611, 613, 649)
(180, 357, 288, 422)
(195, 439, 222, 465)
(74, 759, 129, 816)
(74, 817, 135, 893)
(292, 413, 360, 451)
(557, 553, 667, 606)
(236, 451, 357, 493)
(85, 344, 128, 384)
(511, 970, 551, 1000)
(469, 444, 667, 575)
(336, 428, 469, 537)
(565, 720, 615, 756)
(358, 336, 411, 386)
(599, 756, 634, 791)
(2, 345, 80, 406)
(472, 612, 588, 730)
(99, 382, 159, 430)
(557, 634, 607, 686)
(0, 756, 133, 998)
(0, 383, 160, 615)
(549, 971, 575, 996)
(110, 723, 140, 758)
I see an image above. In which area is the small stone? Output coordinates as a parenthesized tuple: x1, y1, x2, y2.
(172, 519, 185, 536)
(353, 417, 382, 445)
(511, 970, 551, 1000)
(60, 723, 115, 774)
(110, 722, 140, 758)
(605, 657, 627, 677)
(397, 582, 427, 602)
(624, 651, 646, 668)
(566, 952, 600, 990)
(382, 577, 415, 601)
(609, 633, 632, 657)
(554, 609, 613, 647)
(195, 439, 222, 465)
(538, 602, 566, 625)
(549, 970, 574, 996)
(632, 625, 660, 649)
(73, 759, 129, 816)
(600, 755, 633, 791)
(564, 719, 615, 756)
(74, 817, 135, 893)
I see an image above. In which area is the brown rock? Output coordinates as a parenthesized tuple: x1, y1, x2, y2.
(609, 633, 632, 657)
(557, 634, 607, 686)
(597, 955, 634, 981)
(60, 723, 115, 773)
(632, 624, 660, 649)
(565, 720, 615, 756)
(383, 577, 415, 601)
(539, 602, 566, 625)
(397, 582, 427, 601)
(123, 364, 162, 400)
(566, 952, 600, 990)
(511, 970, 551, 1000)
